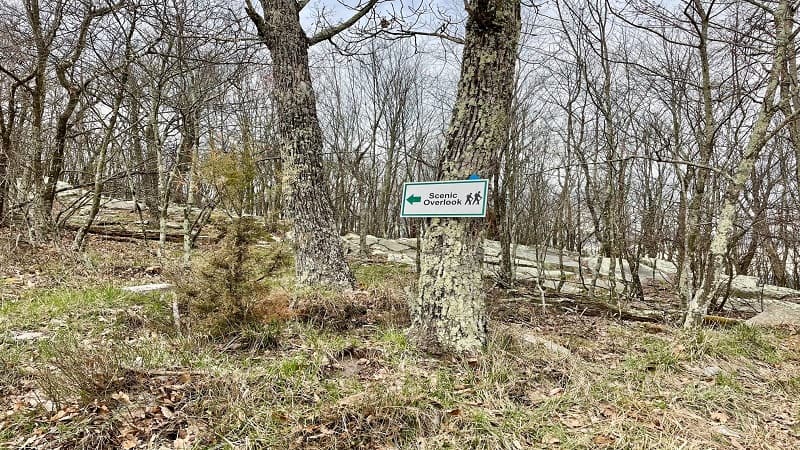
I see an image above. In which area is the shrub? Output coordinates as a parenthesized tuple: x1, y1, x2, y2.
(36, 336, 140, 406)
(176, 217, 292, 340)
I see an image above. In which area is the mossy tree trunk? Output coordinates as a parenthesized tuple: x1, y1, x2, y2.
(245, 0, 376, 288)
(411, 0, 521, 354)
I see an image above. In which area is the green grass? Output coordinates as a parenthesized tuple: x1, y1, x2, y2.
(354, 261, 413, 288)
(624, 336, 680, 373)
(2, 284, 800, 449)
(0, 286, 170, 332)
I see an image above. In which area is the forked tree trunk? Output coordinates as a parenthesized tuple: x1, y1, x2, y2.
(246, 0, 357, 288)
(72, 84, 125, 251)
(411, 0, 520, 354)
(684, 0, 791, 328)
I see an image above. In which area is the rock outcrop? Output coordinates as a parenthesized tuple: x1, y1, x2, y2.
(341, 233, 800, 325)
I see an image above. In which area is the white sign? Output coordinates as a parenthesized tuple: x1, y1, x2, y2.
(400, 179, 488, 218)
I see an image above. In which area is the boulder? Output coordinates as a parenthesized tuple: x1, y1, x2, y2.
(104, 199, 147, 211)
(387, 253, 415, 265)
(377, 238, 410, 253)
(342, 233, 360, 243)
(746, 300, 800, 327)
(396, 237, 418, 248)
(402, 248, 418, 259)
(514, 266, 542, 280)
(520, 332, 573, 359)
(482, 240, 501, 257)
(730, 275, 799, 300)
(640, 257, 678, 275)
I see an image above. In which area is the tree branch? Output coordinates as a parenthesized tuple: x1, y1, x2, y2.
(308, 0, 379, 46)
(244, 0, 272, 44)
(372, 28, 465, 45)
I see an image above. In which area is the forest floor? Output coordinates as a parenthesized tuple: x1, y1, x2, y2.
(1, 231, 799, 449)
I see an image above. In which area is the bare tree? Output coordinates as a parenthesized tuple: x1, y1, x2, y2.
(245, 0, 380, 288)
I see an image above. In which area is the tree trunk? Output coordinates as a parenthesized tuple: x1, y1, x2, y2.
(126, 77, 159, 223)
(35, 86, 81, 236)
(411, 0, 520, 354)
(679, 0, 716, 312)
(73, 31, 133, 250)
(0, 136, 8, 226)
(246, 0, 355, 288)
(72, 92, 125, 251)
(684, 0, 791, 327)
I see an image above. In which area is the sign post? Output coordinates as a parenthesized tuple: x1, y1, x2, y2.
(400, 179, 489, 218)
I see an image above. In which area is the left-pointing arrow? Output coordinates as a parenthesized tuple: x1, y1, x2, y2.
(406, 195, 421, 205)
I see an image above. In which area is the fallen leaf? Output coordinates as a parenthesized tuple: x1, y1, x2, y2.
(593, 434, 615, 445)
(600, 404, 616, 418)
(160, 405, 174, 419)
(710, 411, 729, 424)
(562, 417, 583, 428)
(112, 392, 132, 405)
(543, 434, 561, 445)
(548, 387, 564, 397)
(715, 425, 741, 438)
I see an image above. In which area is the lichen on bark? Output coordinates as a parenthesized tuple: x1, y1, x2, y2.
(245, 0, 355, 289)
(412, 0, 521, 354)
(683, 0, 792, 328)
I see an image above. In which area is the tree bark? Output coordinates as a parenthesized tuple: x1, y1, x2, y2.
(684, 0, 791, 327)
(246, 0, 362, 288)
(72, 73, 128, 251)
(678, 0, 716, 313)
(0, 143, 7, 225)
(0, 90, 14, 226)
(411, 0, 520, 354)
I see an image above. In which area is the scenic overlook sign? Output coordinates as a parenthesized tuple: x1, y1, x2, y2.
(400, 179, 489, 218)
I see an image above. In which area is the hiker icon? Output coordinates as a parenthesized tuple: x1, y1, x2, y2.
(466, 193, 474, 205)
(473, 192, 482, 205)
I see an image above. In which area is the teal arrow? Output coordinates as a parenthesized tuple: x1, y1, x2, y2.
(406, 194, 421, 205)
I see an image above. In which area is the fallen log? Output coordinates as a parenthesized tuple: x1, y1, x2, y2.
(703, 314, 744, 327)
(62, 223, 193, 242)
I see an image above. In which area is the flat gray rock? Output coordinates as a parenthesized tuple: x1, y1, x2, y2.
(640, 257, 678, 275)
(387, 253, 415, 265)
(520, 332, 573, 358)
(731, 276, 799, 300)
(12, 331, 45, 341)
(104, 199, 147, 211)
(396, 237, 418, 248)
(122, 283, 175, 294)
(321, 233, 799, 306)
(378, 238, 410, 253)
(746, 300, 800, 326)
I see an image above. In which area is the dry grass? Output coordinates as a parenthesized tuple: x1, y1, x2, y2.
(1, 239, 799, 449)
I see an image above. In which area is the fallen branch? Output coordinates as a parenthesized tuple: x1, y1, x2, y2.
(62, 223, 189, 242)
(702, 314, 744, 327)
